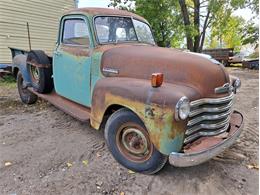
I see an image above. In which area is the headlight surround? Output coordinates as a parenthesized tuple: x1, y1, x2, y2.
(175, 96, 190, 120)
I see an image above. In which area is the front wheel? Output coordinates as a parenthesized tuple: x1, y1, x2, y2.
(105, 108, 167, 174)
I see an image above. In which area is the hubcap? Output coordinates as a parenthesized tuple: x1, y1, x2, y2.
(116, 123, 153, 162)
(122, 128, 148, 155)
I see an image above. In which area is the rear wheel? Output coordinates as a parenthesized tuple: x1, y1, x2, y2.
(17, 71, 38, 104)
(105, 108, 167, 174)
(27, 50, 53, 93)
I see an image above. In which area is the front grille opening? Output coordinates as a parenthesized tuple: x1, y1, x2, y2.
(184, 94, 234, 145)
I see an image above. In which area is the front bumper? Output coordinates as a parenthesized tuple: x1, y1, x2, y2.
(169, 110, 243, 167)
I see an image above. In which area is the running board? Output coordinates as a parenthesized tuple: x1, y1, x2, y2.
(29, 89, 91, 122)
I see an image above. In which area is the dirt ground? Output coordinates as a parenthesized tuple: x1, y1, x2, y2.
(0, 68, 258, 195)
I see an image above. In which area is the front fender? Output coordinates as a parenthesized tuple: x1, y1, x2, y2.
(91, 77, 199, 155)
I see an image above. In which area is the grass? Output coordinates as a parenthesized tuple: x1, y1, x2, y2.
(0, 75, 16, 88)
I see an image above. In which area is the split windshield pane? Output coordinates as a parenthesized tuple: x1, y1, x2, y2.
(94, 16, 155, 45)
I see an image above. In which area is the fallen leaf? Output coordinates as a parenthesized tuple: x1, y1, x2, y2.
(128, 170, 135, 174)
(96, 152, 101, 157)
(66, 162, 73, 168)
(120, 192, 125, 195)
(96, 180, 103, 187)
(4, 161, 12, 166)
(82, 160, 88, 166)
(246, 164, 259, 170)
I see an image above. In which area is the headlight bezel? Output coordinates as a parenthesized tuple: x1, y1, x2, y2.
(175, 96, 190, 121)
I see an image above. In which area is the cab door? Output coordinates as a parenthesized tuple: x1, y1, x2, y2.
(53, 16, 92, 107)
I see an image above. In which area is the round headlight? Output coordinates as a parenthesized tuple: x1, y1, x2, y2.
(175, 96, 190, 120)
(234, 78, 241, 89)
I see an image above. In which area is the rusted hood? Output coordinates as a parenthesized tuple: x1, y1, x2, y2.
(101, 45, 230, 99)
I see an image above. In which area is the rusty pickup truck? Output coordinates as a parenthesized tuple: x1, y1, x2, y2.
(11, 8, 243, 174)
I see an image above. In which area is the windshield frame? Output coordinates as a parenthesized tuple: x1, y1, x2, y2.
(92, 15, 156, 46)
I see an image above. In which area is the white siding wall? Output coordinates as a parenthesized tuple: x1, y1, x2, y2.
(0, 0, 75, 63)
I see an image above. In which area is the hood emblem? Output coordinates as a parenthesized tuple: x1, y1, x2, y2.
(102, 67, 119, 74)
(215, 83, 234, 94)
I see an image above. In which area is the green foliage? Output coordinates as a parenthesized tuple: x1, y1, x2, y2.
(0, 75, 16, 87)
(109, 0, 185, 47)
(241, 23, 259, 47)
(108, 0, 135, 11)
(109, 0, 258, 51)
(209, 16, 245, 50)
(135, 0, 184, 47)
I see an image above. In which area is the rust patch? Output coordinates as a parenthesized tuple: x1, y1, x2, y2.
(65, 7, 147, 23)
(168, 120, 187, 140)
(60, 45, 90, 57)
(100, 45, 230, 98)
(183, 111, 243, 153)
(26, 60, 50, 68)
(91, 77, 189, 153)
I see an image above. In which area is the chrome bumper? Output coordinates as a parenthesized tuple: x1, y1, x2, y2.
(169, 111, 243, 167)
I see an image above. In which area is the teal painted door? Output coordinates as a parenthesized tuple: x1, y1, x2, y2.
(53, 17, 92, 107)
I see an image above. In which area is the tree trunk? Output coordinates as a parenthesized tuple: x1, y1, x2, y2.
(193, 0, 200, 52)
(179, 0, 193, 51)
(199, 10, 210, 52)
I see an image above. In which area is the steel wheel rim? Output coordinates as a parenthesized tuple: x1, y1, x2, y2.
(116, 123, 153, 162)
(30, 65, 40, 83)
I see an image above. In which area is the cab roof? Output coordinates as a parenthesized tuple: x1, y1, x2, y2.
(65, 7, 147, 23)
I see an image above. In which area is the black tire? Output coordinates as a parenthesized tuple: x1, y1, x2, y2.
(105, 108, 167, 174)
(17, 71, 38, 104)
(27, 50, 53, 93)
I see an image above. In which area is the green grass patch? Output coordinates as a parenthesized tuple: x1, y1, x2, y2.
(0, 75, 16, 88)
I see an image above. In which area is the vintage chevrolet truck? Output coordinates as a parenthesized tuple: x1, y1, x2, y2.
(11, 8, 244, 174)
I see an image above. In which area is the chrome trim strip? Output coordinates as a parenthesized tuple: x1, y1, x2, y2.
(184, 124, 229, 144)
(189, 101, 233, 117)
(190, 93, 234, 107)
(102, 67, 119, 74)
(187, 109, 232, 126)
(186, 117, 230, 135)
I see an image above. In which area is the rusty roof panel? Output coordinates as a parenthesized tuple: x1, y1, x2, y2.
(66, 7, 147, 22)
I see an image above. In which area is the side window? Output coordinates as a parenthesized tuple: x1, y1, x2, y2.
(62, 18, 90, 46)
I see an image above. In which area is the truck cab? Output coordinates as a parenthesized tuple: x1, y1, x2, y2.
(12, 8, 244, 174)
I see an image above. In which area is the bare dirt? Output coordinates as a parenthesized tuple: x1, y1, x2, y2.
(0, 68, 258, 195)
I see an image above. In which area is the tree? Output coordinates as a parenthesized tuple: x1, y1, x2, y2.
(109, 0, 258, 51)
(135, 0, 184, 47)
(109, 0, 184, 47)
(108, 0, 135, 11)
(209, 16, 245, 50)
(241, 22, 259, 48)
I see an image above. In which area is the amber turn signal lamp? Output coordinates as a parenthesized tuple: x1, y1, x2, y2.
(151, 73, 164, 88)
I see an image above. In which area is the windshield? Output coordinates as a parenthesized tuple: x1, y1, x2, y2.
(94, 16, 155, 45)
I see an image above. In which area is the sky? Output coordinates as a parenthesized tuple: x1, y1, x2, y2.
(78, 0, 256, 22)
(78, 0, 110, 8)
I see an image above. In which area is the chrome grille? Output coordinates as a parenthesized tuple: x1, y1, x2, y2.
(184, 93, 234, 144)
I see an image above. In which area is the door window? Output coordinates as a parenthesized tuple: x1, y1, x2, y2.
(62, 18, 90, 46)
